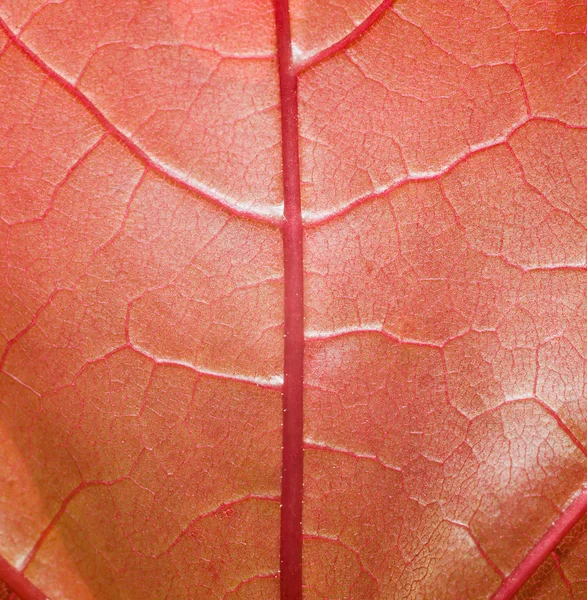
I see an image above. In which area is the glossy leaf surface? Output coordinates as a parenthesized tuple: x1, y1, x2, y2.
(0, 0, 586, 598)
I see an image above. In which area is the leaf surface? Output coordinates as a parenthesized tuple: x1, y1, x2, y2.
(0, 0, 586, 598)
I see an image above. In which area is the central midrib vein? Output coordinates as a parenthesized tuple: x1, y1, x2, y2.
(274, 0, 304, 599)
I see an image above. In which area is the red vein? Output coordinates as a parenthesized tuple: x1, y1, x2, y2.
(20, 482, 98, 571)
(5, 132, 107, 227)
(0, 289, 61, 371)
(491, 488, 587, 600)
(444, 520, 505, 579)
(304, 440, 401, 472)
(552, 551, 575, 599)
(481, 397, 587, 461)
(274, 0, 304, 598)
(304, 118, 532, 226)
(303, 534, 380, 594)
(294, 0, 394, 73)
(126, 343, 284, 389)
(0, 17, 280, 226)
(164, 495, 281, 556)
(221, 573, 279, 599)
(303, 116, 587, 227)
(19, 478, 132, 575)
(0, 555, 46, 600)
(305, 326, 448, 348)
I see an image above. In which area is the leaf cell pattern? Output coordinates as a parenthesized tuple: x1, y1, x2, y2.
(0, 0, 587, 599)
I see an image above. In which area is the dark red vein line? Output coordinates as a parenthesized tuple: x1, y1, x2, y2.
(221, 573, 279, 599)
(274, 0, 304, 598)
(444, 520, 504, 579)
(303, 115, 587, 227)
(0, 289, 61, 371)
(491, 488, 587, 600)
(20, 482, 90, 571)
(524, 398, 587, 460)
(552, 551, 575, 599)
(294, 0, 393, 73)
(0, 17, 279, 226)
(0, 555, 46, 600)
(476, 397, 587, 461)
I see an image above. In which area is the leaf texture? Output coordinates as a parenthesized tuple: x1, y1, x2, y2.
(0, 0, 586, 599)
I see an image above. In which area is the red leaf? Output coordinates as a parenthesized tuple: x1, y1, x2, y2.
(0, 0, 586, 599)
